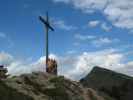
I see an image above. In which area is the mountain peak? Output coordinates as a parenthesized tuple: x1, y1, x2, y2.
(80, 66, 133, 100)
(0, 72, 105, 100)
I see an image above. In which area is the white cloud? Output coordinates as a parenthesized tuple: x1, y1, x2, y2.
(0, 32, 14, 48)
(116, 61, 133, 77)
(74, 33, 119, 47)
(73, 42, 80, 46)
(53, 19, 77, 31)
(67, 50, 77, 54)
(75, 33, 96, 41)
(70, 0, 108, 13)
(88, 20, 100, 27)
(53, 0, 108, 12)
(0, 32, 6, 38)
(7, 54, 58, 76)
(91, 37, 119, 47)
(104, 0, 133, 30)
(0, 52, 54, 75)
(53, 0, 70, 3)
(59, 49, 124, 80)
(91, 37, 112, 46)
(0, 52, 13, 66)
(87, 20, 112, 31)
(53, 0, 133, 31)
(1, 50, 133, 80)
(101, 23, 112, 31)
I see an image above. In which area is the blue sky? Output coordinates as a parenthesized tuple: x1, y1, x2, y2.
(0, 0, 133, 80)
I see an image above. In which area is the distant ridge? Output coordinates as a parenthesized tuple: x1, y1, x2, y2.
(80, 66, 133, 100)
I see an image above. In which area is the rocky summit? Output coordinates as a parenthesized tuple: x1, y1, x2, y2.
(1, 67, 133, 100)
(80, 66, 133, 100)
(0, 72, 105, 100)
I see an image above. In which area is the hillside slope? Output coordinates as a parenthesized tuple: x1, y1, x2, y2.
(0, 72, 105, 100)
(80, 66, 133, 100)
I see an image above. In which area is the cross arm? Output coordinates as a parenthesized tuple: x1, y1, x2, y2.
(39, 16, 54, 31)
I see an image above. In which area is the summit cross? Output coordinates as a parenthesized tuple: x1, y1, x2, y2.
(39, 12, 54, 72)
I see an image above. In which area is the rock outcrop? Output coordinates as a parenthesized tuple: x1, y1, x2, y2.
(0, 72, 105, 100)
(80, 66, 133, 100)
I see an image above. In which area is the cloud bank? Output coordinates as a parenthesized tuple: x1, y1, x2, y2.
(74, 33, 119, 47)
(53, 0, 133, 31)
(53, 19, 77, 31)
(0, 49, 132, 80)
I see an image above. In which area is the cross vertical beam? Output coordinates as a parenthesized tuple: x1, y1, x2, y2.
(45, 12, 49, 72)
(39, 12, 54, 72)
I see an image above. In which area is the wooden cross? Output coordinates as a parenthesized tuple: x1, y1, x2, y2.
(39, 12, 54, 72)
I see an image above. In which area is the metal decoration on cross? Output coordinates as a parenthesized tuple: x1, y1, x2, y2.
(39, 12, 54, 72)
